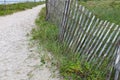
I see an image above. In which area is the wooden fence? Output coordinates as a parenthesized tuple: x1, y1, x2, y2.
(46, 0, 120, 79)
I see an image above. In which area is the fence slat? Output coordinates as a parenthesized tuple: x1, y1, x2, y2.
(75, 11, 92, 54)
(66, 2, 80, 47)
(85, 20, 106, 60)
(64, 0, 76, 42)
(72, 6, 87, 53)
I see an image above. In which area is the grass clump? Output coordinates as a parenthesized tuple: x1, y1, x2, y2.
(0, 2, 44, 16)
(60, 57, 109, 80)
(31, 7, 108, 80)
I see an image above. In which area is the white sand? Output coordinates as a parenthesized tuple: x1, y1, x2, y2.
(0, 4, 61, 80)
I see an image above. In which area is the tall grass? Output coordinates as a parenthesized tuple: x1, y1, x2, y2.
(0, 2, 44, 16)
(79, 0, 120, 25)
(31, 7, 108, 80)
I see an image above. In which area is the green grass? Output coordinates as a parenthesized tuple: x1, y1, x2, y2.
(31, 7, 109, 80)
(0, 2, 44, 16)
(79, 0, 120, 25)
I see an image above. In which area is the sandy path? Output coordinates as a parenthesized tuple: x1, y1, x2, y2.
(0, 4, 60, 80)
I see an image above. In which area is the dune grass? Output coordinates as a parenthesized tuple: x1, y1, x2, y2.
(79, 0, 120, 25)
(0, 2, 44, 16)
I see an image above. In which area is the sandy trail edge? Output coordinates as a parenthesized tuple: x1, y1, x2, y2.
(0, 4, 61, 80)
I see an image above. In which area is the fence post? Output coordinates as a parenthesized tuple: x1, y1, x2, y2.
(59, 0, 70, 42)
(114, 39, 120, 80)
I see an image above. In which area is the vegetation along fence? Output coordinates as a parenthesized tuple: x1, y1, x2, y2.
(46, 0, 120, 80)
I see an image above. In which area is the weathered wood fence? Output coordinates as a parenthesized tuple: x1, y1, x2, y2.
(46, 0, 120, 79)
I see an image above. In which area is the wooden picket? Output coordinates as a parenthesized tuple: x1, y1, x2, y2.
(46, 0, 120, 79)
